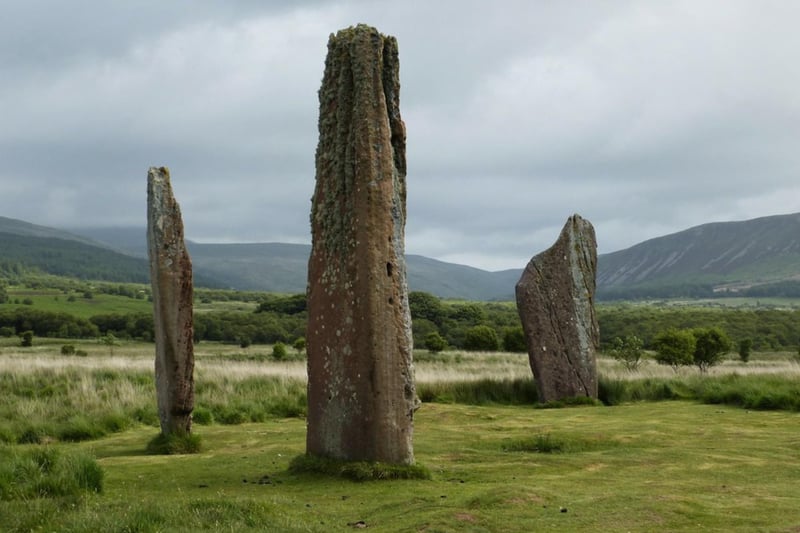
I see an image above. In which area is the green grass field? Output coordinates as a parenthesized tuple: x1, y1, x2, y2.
(2, 402, 799, 532)
(2, 344, 800, 531)
(3, 286, 261, 318)
(4, 286, 151, 318)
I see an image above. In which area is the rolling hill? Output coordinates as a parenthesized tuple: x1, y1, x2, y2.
(69, 227, 519, 299)
(2, 212, 799, 300)
(597, 212, 800, 298)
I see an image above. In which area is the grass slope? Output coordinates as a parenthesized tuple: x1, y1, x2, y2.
(2, 402, 799, 531)
(4, 286, 151, 319)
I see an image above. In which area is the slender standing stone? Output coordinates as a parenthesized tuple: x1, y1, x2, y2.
(515, 214, 599, 403)
(306, 25, 417, 464)
(147, 166, 195, 435)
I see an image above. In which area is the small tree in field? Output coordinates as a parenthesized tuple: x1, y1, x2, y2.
(502, 326, 527, 353)
(738, 338, 752, 363)
(100, 333, 118, 356)
(692, 327, 731, 373)
(652, 329, 695, 372)
(607, 335, 645, 372)
(463, 325, 499, 351)
(424, 331, 447, 353)
(272, 342, 288, 361)
(20, 330, 33, 347)
(293, 337, 306, 355)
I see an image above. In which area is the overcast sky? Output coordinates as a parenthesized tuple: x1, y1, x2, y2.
(2, 1, 799, 271)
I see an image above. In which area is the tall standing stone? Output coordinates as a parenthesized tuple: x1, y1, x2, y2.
(515, 214, 599, 403)
(306, 25, 416, 464)
(147, 166, 195, 435)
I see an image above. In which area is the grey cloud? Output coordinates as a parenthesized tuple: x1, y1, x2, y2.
(2, 0, 799, 271)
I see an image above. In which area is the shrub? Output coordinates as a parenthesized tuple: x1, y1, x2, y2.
(288, 454, 430, 481)
(607, 335, 645, 371)
(192, 407, 214, 425)
(0, 326, 14, 337)
(502, 326, 527, 353)
(652, 328, 695, 371)
(293, 337, 306, 354)
(239, 336, 251, 349)
(19, 330, 33, 347)
(692, 327, 731, 372)
(22, 298, 33, 306)
(271, 342, 288, 361)
(738, 338, 752, 363)
(0, 446, 103, 500)
(463, 325, 499, 351)
(145, 432, 202, 455)
(61, 344, 76, 356)
(424, 331, 447, 353)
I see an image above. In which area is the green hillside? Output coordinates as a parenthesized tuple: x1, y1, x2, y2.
(7, 212, 800, 300)
(0, 232, 150, 283)
(597, 212, 800, 299)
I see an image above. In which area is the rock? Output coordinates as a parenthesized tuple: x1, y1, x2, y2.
(147, 166, 195, 435)
(306, 24, 417, 464)
(515, 214, 599, 403)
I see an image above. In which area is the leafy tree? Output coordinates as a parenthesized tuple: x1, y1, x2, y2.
(607, 335, 645, 372)
(463, 325, 499, 351)
(293, 337, 306, 355)
(256, 294, 307, 315)
(20, 330, 33, 347)
(0, 326, 14, 337)
(424, 331, 447, 353)
(411, 318, 438, 348)
(100, 333, 119, 355)
(692, 327, 731, 373)
(502, 326, 527, 353)
(408, 291, 445, 326)
(652, 328, 695, 371)
(449, 304, 487, 325)
(272, 342, 289, 361)
(239, 336, 252, 349)
(738, 338, 752, 363)
(0, 284, 8, 304)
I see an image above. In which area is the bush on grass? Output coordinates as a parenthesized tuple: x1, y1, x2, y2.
(0, 446, 103, 500)
(145, 431, 202, 455)
(288, 454, 430, 481)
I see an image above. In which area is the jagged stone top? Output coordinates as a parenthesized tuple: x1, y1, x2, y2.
(147, 166, 189, 261)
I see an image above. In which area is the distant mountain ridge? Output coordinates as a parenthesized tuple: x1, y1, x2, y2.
(597, 212, 800, 297)
(3, 213, 800, 300)
(69, 226, 518, 299)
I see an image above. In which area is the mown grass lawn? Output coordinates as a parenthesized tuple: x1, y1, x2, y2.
(4, 401, 799, 532)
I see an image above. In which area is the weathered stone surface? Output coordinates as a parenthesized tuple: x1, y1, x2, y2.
(515, 214, 599, 403)
(147, 166, 195, 435)
(306, 25, 417, 464)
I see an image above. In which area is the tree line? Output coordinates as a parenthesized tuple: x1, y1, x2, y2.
(1, 291, 798, 353)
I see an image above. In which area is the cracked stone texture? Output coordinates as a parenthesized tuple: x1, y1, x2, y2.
(306, 25, 417, 464)
(147, 166, 195, 435)
(515, 214, 599, 403)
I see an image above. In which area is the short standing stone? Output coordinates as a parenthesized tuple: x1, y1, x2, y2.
(306, 25, 417, 464)
(147, 166, 195, 435)
(515, 214, 599, 403)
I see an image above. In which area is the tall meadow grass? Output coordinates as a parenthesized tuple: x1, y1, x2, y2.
(2, 344, 799, 445)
